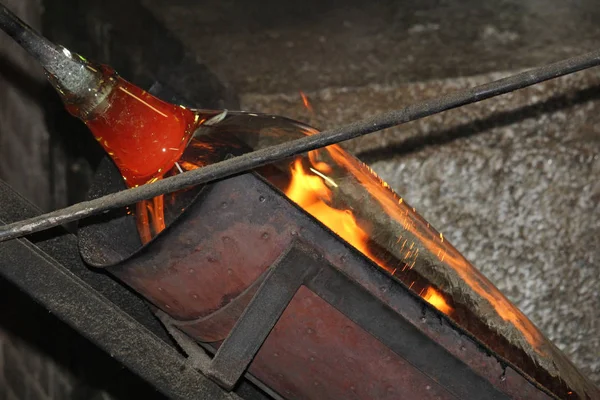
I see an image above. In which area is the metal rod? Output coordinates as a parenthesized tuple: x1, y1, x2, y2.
(1, 48, 600, 241)
(0, 4, 58, 65)
(0, 4, 104, 104)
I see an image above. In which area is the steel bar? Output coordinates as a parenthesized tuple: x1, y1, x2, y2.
(0, 4, 101, 96)
(1, 7, 600, 242)
(0, 4, 59, 64)
(207, 242, 320, 390)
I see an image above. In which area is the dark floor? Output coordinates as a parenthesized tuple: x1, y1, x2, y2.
(144, 0, 600, 385)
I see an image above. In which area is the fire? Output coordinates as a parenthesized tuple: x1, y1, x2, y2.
(136, 195, 166, 244)
(318, 144, 543, 348)
(423, 287, 453, 314)
(299, 91, 313, 112)
(136, 142, 209, 244)
(285, 159, 372, 259)
(284, 155, 454, 316)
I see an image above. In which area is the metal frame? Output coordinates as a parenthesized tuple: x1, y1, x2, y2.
(0, 179, 250, 400)
(160, 239, 509, 399)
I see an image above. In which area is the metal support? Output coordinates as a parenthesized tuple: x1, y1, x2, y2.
(157, 242, 319, 391)
(165, 238, 509, 399)
(306, 261, 508, 399)
(0, 180, 244, 400)
(208, 243, 320, 389)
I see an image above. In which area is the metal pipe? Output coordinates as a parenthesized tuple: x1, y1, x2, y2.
(0, 4, 106, 109)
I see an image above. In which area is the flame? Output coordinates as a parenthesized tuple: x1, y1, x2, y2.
(286, 159, 373, 259)
(318, 144, 543, 348)
(136, 195, 166, 245)
(284, 155, 453, 316)
(423, 287, 453, 314)
(135, 143, 212, 244)
(299, 91, 313, 112)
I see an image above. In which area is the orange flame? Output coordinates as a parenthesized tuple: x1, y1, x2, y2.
(136, 194, 166, 244)
(318, 144, 543, 348)
(284, 155, 454, 316)
(423, 286, 453, 314)
(299, 91, 313, 112)
(286, 159, 372, 259)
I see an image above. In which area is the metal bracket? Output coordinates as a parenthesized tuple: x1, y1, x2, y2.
(157, 238, 508, 399)
(158, 241, 320, 391)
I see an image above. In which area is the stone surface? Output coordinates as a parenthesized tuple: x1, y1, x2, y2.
(240, 69, 600, 385)
(145, 0, 600, 94)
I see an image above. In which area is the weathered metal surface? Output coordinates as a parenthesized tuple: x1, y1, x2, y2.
(0, 180, 244, 400)
(76, 158, 592, 399)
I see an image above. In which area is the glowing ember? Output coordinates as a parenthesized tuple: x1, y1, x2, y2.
(299, 91, 313, 112)
(423, 286, 453, 314)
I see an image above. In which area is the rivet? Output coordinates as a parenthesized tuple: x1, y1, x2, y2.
(259, 196, 266, 202)
(165, 304, 171, 309)
(221, 202, 227, 209)
(262, 232, 269, 239)
(227, 268, 233, 275)
(191, 293, 199, 300)
(291, 230, 298, 236)
(158, 287, 164, 292)
(420, 317, 427, 323)
(306, 328, 314, 334)
(309, 356, 315, 362)
(188, 268, 194, 274)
